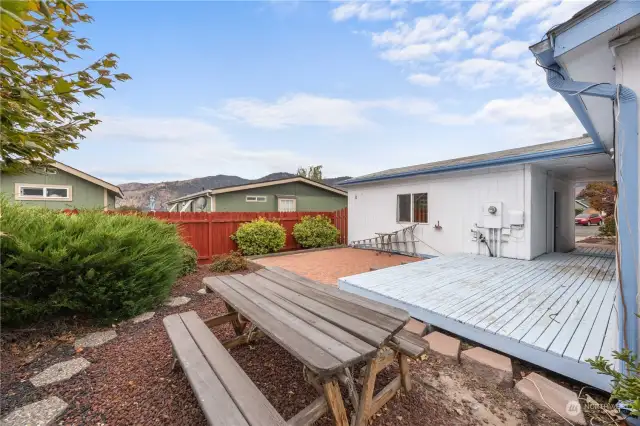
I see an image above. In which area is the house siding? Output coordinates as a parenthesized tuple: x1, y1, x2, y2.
(213, 182, 347, 212)
(1, 169, 114, 210)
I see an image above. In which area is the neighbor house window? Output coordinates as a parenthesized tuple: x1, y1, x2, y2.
(397, 194, 411, 222)
(15, 184, 72, 201)
(397, 193, 428, 223)
(245, 195, 267, 202)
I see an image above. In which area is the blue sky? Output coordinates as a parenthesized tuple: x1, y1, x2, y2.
(57, 0, 591, 183)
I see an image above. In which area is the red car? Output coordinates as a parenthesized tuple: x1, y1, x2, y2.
(575, 213, 603, 226)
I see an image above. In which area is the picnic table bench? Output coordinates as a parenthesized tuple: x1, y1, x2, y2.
(164, 266, 429, 426)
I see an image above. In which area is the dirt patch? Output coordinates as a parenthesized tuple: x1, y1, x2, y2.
(579, 237, 616, 245)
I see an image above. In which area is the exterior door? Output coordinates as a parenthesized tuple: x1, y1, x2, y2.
(278, 198, 296, 212)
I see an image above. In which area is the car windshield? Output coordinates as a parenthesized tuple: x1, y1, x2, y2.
(576, 214, 589, 218)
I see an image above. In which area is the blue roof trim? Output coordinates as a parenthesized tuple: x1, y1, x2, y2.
(553, 1, 640, 57)
(341, 144, 604, 186)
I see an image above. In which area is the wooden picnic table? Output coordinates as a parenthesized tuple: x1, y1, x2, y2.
(203, 266, 428, 426)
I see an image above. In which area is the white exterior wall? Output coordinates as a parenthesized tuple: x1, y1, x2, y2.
(615, 37, 640, 345)
(348, 163, 576, 260)
(529, 165, 548, 258)
(347, 164, 533, 260)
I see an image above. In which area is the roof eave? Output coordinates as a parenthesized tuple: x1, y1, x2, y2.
(340, 144, 603, 186)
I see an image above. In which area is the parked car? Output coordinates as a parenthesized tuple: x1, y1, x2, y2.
(575, 213, 603, 226)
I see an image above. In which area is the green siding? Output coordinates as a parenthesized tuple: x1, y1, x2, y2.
(1, 169, 115, 210)
(214, 181, 347, 212)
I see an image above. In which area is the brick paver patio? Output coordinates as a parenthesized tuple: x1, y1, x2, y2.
(254, 248, 421, 285)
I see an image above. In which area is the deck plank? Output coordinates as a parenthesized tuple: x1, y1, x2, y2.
(481, 255, 593, 333)
(535, 258, 613, 356)
(501, 255, 602, 339)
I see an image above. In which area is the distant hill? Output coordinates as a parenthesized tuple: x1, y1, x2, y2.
(117, 173, 352, 210)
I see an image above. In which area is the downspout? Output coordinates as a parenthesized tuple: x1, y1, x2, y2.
(542, 63, 639, 358)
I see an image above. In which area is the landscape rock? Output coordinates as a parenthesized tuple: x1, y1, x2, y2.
(461, 347, 513, 388)
(197, 288, 207, 295)
(422, 332, 460, 364)
(1, 396, 68, 426)
(30, 358, 90, 387)
(515, 372, 586, 425)
(74, 330, 117, 349)
(404, 318, 427, 336)
(164, 296, 191, 307)
(131, 311, 155, 324)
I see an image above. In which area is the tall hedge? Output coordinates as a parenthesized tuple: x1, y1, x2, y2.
(1, 200, 184, 326)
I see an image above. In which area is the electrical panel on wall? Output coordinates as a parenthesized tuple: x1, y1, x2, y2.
(482, 201, 503, 228)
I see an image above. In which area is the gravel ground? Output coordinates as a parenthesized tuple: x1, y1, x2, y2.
(1, 265, 606, 425)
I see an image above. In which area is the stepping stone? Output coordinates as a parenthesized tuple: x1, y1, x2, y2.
(131, 311, 155, 324)
(164, 296, 191, 307)
(403, 318, 427, 336)
(1, 396, 68, 426)
(30, 358, 90, 387)
(74, 330, 117, 349)
(515, 373, 586, 425)
(422, 332, 460, 364)
(197, 288, 207, 295)
(461, 347, 513, 388)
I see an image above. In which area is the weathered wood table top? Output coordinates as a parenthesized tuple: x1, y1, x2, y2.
(204, 266, 410, 377)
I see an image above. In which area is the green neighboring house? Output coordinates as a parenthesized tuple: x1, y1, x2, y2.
(168, 176, 347, 213)
(1, 161, 123, 210)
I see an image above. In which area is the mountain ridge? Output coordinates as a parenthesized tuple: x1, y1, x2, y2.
(117, 173, 352, 210)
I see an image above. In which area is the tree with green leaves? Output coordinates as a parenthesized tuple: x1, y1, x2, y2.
(297, 165, 323, 182)
(1, 0, 130, 174)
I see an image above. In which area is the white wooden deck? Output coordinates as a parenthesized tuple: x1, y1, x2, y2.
(338, 251, 619, 391)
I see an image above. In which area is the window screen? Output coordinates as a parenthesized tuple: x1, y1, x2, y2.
(397, 194, 411, 222)
(20, 187, 44, 197)
(413, 193, 428, 223)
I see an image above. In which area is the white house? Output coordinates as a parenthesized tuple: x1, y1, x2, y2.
(338, 1, 639, 391)
(341, 136, 612, 260)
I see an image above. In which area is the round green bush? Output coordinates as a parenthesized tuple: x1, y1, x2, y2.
(0, 199, 184, 326)
(293, 215, 340, 248)
(179, 243, 199, 277)
(598, 216, 617, 237)
(231, 218, 286, 256)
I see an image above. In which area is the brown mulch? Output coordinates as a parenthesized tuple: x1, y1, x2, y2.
(0, 266, 602, 425)
(579, 237, 616, 245)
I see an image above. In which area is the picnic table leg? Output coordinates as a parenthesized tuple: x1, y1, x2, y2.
(323, 379, 349, 426)
(354, 357, 378, 426)
(224, 302, 247, 336)
(398, 354, 412, 392)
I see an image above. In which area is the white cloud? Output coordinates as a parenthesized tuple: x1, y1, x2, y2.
(491, 40, 531, 59)
(331, 2, 405, 22)
(468, 30, 505, 54)
(210, 94, 438, 129)
(372, 14, 462, 47)
(466, 2, 491, 21)
(431, 93, 585, 142)
(442, 58, 541, 89)
(536, 0, 591, 33)
(407, 73, 441, 87)
(212, 94, 371, 129)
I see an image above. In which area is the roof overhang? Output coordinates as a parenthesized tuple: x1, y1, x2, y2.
(530, 1, 640, 153)
(53, 161, 124, 198)
(168, 176, 347, 204)
(340, 143, 603, 186)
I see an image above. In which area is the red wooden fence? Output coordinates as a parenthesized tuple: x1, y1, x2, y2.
(147, 208, 348, 263)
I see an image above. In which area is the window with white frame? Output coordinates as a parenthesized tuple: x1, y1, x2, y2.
(15, 184, 72, 201)
(245, 195, 267, 202)
(278, 198, 296, 212)
(397, 193, 428, 223)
